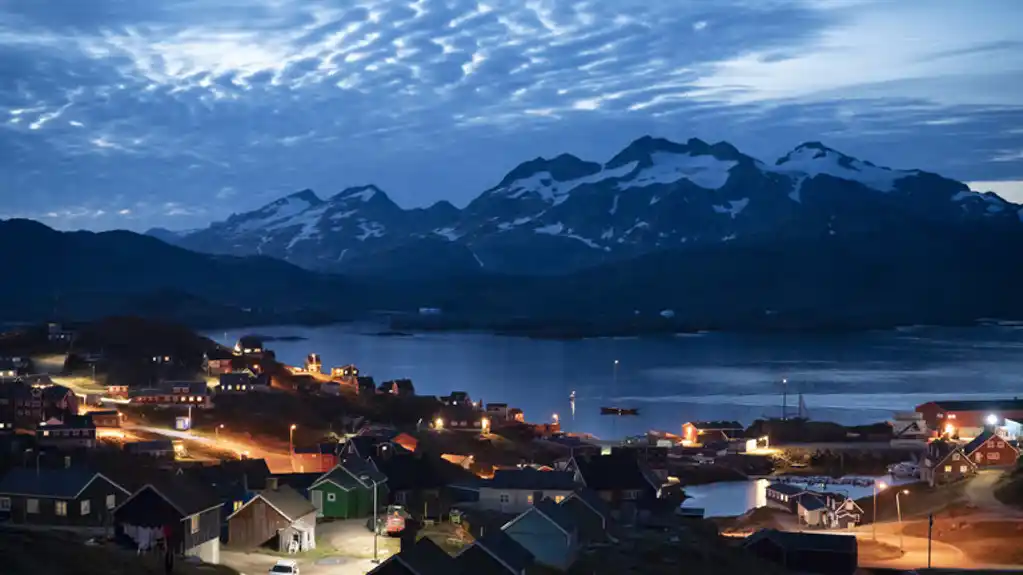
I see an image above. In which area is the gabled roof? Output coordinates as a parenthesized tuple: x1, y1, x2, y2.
(39, 415, 95, 430)
(454, 544, 512, 575)
(312, 459, 386, 491)
(564, 489, 611, 523)
(745, 528, 857, 554)
(767, 483, 806, 496)
(486, 469, 577, 491)
(0, 468, 128, 499)
(227, 485, 316, 522)
(462, 530, 533, 575)
(926, 440, 973, 469)
(118, 477, 222, 518)
(383, 537, 457, 575)
(271, 473, 323, 492)
(963, 430, 1017, 455)
(797, 493, 827, 511)
(559, 496, 607, 542)
(504, 498, 577, 536)
(372, 452, 476, 492)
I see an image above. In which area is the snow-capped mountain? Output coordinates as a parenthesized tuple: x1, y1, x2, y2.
(156, 136, 1022, 276)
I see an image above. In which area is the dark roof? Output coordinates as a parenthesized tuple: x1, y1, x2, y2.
(142, 476, 222, 517)
(271, 473, 322, 492)
(474, 530, 534, 573)
(206, 348, 235, 360)
(125, 439, 174, 451)
(41, 384, 74, 402)
(964, 430, 997, 455)
(487, 469, 577, 491)
(40, 415, 95, 430)
(529, 498, 577, 533)
(88, 410, 119, 417)
(346, 435, 390, 458)
(0, 468, 112, 498)
(392, 537, 457, 574)
(343, 457, 388, 486)
(565, 489, 611, 521)
(186, 459, 271, 493)
(258, 485, 317, 521)
(315, 465, 362, 491)
(219, 372, 252, 385)
(767, 483, 806, 496)
(372, 452, 476, 492)
(455, 544, 512, 575)
(745, 528, 857, 555)
(237, 335, 263, 346)
(797, 493, 827, 511)
(929, 399, 1023, 412)
(559, 497, 607, 542)
(926, 440, 967, 466)
(689, 420, 744, 430)
(573, 455, 654, 492)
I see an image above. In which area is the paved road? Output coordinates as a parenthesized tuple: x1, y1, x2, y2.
(965, 468, 1023, 516)
(221, 550, 378, 575)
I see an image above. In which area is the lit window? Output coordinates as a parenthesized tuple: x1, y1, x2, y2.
(952, 453, 960, 461)
(554, 495, 565, 503)
(948, 414, 956, 419)
(327, 493, 336, 502)
(989, 452, 1001, 460)
(526, 495, 534, 505)
(26, 499, 38, 514)
(233, 500, 243, 511)
(190, 515, 199, 534)
(997, 441, 1005, 448)
(106, 495, 116, 510)
(81, 500, 91, 515)
(42, 431, 49, 437)
(960, 465, 968, 473)
(944, 465, 952, 472)
(499, 494, 510, 503)
(55, 501, 67, 516)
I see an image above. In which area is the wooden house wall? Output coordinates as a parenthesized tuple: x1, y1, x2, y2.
(227, 497, 289, 549)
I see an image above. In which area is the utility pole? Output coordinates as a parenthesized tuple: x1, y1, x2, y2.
(927, 514, 933, 568)
(782, 378, 788, 420)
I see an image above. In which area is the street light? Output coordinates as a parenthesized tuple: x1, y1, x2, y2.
(289, 424, 297, 452)
(896, 489, 909, 552)
(873, 481, 888, 540)
(361, 474, 383, 563)
(215, 423, 224, 440)
(552, 413, 559, 424)
(986, 413, 999, 426)
(481, 417, 490, 434)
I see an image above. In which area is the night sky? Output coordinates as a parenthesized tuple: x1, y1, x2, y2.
(2, 0, 1022, 231)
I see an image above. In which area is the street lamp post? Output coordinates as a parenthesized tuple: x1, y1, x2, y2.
(896, 489, 909, 551)
(361, 475, 380, 563)
(215, 424, 224, 440)
(289, 424, 297, 472)
(873, 481, 887, 540)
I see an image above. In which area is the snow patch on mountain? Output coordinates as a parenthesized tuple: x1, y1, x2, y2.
(433, 227, 461, 241)
(773, 143, 910, 192)
(234, 194, 320, 234)
(357, 221, 385, 241)
(535, 222, 565, 235)
(496, 161, 638, 205)
(712, 198, 750, 219)
(619, 152, 737, 190)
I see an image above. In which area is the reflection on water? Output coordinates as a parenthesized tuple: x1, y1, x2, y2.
(682, 475, 906, 518)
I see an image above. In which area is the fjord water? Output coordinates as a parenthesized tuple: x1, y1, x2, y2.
(210, 325, 1023, 439)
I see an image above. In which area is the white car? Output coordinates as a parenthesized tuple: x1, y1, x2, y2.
(269, 559, 299, 575)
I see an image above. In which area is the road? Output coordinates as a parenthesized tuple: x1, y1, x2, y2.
(125, 424, 294, 472)
(221, 551, 378, 575)
(965, 468, 1023, 516)
(220, 521, 396, 575)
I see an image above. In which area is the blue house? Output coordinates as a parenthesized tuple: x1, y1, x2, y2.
(502, 498, 580, 571)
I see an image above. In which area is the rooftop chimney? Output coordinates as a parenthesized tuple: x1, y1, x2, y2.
(266, 477, 279, 491)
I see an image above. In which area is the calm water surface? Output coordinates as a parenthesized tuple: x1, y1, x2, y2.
(208, 325, 1023, 440)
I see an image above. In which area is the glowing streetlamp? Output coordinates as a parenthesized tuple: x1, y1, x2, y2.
(896, 489, 909, 551)
(552, 413, 559, 424)
(944, 423, 955, 436)
(289, 424, 297, 453)
(216, 423, 224, 440)
(873, 481, 888, 540)
(481, 417, 490, 434)
(434, 417, 444, 430)
(986, 413, 999, 426)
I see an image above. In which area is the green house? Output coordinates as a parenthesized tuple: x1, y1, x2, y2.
(308, 460, 388, 519)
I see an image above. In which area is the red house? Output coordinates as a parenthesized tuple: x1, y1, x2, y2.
(920, 441, 977, 487)
(963, 430, 1019, 467)
(916, 399, 1023, 437)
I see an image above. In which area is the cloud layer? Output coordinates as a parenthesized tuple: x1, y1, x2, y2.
(2, 0, 1022, 230)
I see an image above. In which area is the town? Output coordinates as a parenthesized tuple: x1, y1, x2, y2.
(1, 317, 1022, 575)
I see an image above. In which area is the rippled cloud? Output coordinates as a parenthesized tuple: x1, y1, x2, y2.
(2, 0, 1022, 229)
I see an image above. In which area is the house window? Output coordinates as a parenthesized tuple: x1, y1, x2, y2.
(0, 497, 10, 511)
(944, 465, 952, 472)
(233, 500, 243, 512)
(960, 465, 968, 473)
(499, 493, 510, 504)
(190, 515, 199, 534)
(26, 499, 39, 514)
(81, 500, 91, 515)
(988, 452, 1000, 460)
(997, 441, 1005, 448)
(55, 501, 67, 516)
(952, 453, 960, 461)
(526, 494, 534, 505)
(106, 495, 116, 510)
(623, 490, 642, 500)
(327, 493, 337, 502)
(554, 495, 565, 503)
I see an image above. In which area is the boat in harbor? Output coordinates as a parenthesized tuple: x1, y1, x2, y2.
(600, 407, 640, 416)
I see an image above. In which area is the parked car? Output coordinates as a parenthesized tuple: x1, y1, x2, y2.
(366, 505, 413, 536)
(269, 559, 299, 574)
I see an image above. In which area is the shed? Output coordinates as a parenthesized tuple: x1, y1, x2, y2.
(227, 483, 317, 552)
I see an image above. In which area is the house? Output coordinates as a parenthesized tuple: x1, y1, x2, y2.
(291, 442, 341, 474)
(234, 336, 265, 357)
(308, 459, 388, 519)
(107, 385, 129, 398)
(963, 429, 1020, 467)
(124, 439, 175, 459)
(270, 473, 323, 496)
(343, 434, 403, 460)
(681, 420, 745, 444)
(367, 536, 457, 575)
(486, 403, 510, 421)
(559, 490, 612, 544)
(186, 459, 272, 523)
(227, 479, 317, 552)
(114, 479, 223, 564)
(921, 440, 977, 487)
(508, 408, 525, 423)
(0, 383, 79, 429)
(321, 381, 342, 396)
(796, 493, 829, 528)
(37, 415, 97, 449)
(130, 381, 210, 408)
(0, 468, 130, 527)
(436, 405, 485, 432)
(0, 358, 18, 379)
(305, 353, 322, 374)
(765, 483, 806, 513)
(568, 454, 659, 510)
(478, 469, 577, 514)
(916, 398, 1023, 438)
(454, 530, 535, 575)
(88, 410, 122, 428)
(47, 322, 73, 342)
(217, 372, 267, 394)
(357, 377, 377, 396)
(503, 498, 579, 571)
(372, 450, 477, 515)
(330, 364, 360, 380)
(379, 378, 415, 397)
(204, 349, 236, 375)
(440, 391, 473, 408)
(744, 528, 858, 575)
(890, 411, 930, 445)
(151, 354, 176, 365)
(828, 494, 864, 529)
(392, 432, 418, 453)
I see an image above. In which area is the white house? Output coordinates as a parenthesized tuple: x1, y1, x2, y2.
(477, 469, 577, 514)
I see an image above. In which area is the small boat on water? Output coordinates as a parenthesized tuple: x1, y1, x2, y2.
(600, 407, 640, 416)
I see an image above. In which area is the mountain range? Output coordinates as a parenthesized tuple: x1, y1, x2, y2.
(150, 137, 1023, 277)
